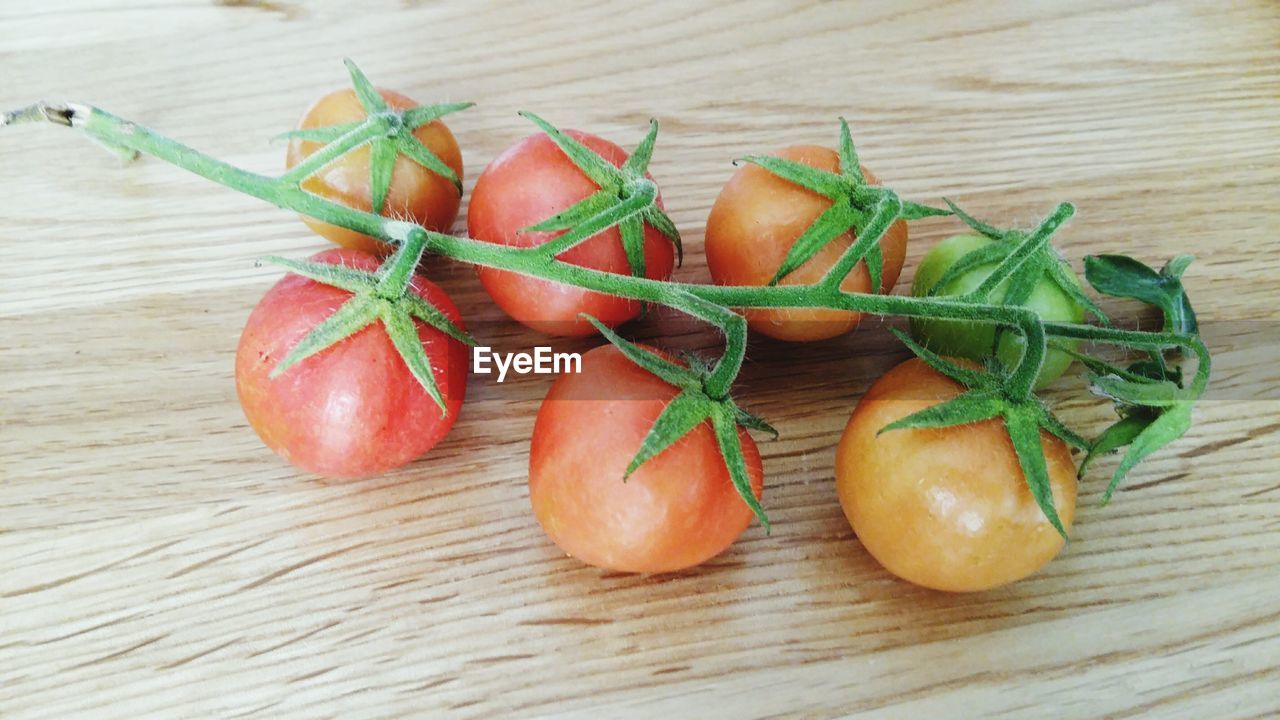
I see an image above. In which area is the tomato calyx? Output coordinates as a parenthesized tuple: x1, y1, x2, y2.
(737, 118, 948, 288)
(277, 59, 473, 206)
(517, 112, 683, 275)
(584, 315, 776, 531)
(929, 199, 1110, 327)
(258, 227, 475, 416)
(879, 328, 1087, 539)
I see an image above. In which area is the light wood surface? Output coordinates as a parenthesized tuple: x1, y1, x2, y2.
(2, 1, 1278, 718)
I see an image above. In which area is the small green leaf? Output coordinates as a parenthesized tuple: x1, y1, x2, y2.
(402, 101, 475, 130)
(943, 198, 1004, 239)
(1078, 411, 1155, 478)
(836, 117, 864, 182)
(642, 206, 683, 266)
(900, 200, 952, 220)
(1003, 406, 1068, 539)
(257, 256, 377, 294)
(711, 404, 769, 531)
(619, 214, 646, 279)
(625, 389, 712, 477)
(737, 154, 847, 199)
(1104, 403, 1193, 503)
(1090, 374, 1184, 407)
(1084, 254, 1198, 335)
(768, 202, 855, 285)
(402, 294, 476, 347)
(879, 390, 1004, 434)
(368, 138, 396, 216)
(381, 305, 447, 414)
(582, 314, 698, 389)
(343, 58, 388, 113)
(889, 327, 992, 389)
(273, 121, 363, 144)
(396, 134, 462, 194)
(622, 118, 659, 175)
(519, 111, 621, 188)
(270, 296, 380, 379)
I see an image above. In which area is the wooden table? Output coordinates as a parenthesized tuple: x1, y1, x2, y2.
(3, 1, 1278, 717)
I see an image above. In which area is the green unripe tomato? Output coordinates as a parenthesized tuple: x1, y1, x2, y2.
(909, 234, 1086, 389)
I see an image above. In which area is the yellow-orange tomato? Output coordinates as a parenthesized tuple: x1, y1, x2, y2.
(529, 344, 763, 573)
(286, 88, 463, 254)
(835, 358, 1077, 592)
(704, 145, 908, 342)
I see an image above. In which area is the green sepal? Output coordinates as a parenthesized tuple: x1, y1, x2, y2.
(943, 198, 1004, 239)
(924, 242, 1010, 296)
(343, 58, 388, 113)
(523, 188, 617, 233)
(732, 404, 779, 439)
(622, 118, 659, 175)
(1004, 406, 1069, 539)
(889, 327, 992, 389)
(581, 314, 698, 389)
(380, 304, 447, 415)
(257, 256, 376, 293)
(836, 117, 864, 182)
(900, 200, 952, 220)
(402, 294, 476, 347)
(768, 202, 854, 285)
(711, 404, 770, 532)
(878, 390, 1004, 434)
(368, 138, 396, 215)
(625, 388, 713, 477)
(1046, 259, 1112, 326)
(1036, 404, 1090, 450)
(619, 214, 646, 279)
(269, 296, 380, 379)
(737, 154, 845, 199)
(642, 207, 683, 266)
(518, 111, 621, 188)
(402, 102, 475, 130)
(535, 183, 656, 256)
(396, 134, 462, 194)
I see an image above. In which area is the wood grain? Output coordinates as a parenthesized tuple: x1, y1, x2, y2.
(2, 1, 1279, 717)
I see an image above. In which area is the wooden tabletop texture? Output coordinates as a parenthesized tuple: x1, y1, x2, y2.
(2, 1, 1278, 718)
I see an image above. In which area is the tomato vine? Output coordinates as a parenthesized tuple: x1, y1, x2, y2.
(2, 61, 1211, 537)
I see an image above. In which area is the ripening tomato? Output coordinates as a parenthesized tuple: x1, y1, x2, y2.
(529, 344, 764, 573)
(704, 145, 909, 342)
(835, 358, 1077, 592)
(286, 88, 464, 254)
(467, 131, 676, 337)
(910, 234, 1086, 388)
(236, 249, 468, 478)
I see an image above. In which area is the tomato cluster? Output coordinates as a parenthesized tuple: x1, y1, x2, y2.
(238, 81, 1091, 592)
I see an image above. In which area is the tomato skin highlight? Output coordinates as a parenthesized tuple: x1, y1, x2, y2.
(704, 145, 909, 342)
(835, 358, 1077, 592)
(528, 345, 764, 573)
(235, 249, 468, 478)
(467, 131, 676, 337)
(286, 88, 464, 255)
(910, 234, 1086, 388)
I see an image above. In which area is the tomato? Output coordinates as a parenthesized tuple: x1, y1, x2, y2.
(910, 234, 1086, 388)
(236, 249, 468, 478)
(529, 344, 764, 573)
(704, 145, 909, 342)
(467, 131, 676, 337)
(835, 358, 1077, 592)
(286, 88, 464, 254)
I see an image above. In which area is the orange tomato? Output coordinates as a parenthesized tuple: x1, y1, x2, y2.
(704, 145, 908, 342)
(835, 358, 1077, 592)
(529, 344, 763, 573)
(286, 88, 463, 254)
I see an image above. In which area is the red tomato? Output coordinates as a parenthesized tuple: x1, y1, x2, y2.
(529, 344, 764, 573)
(467, 131, 676, 337)
(835, 358, 1077, 592)
(705, 145, 909, 342)
(236, 249, 468, 478)
(286, 88, 464, 255)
